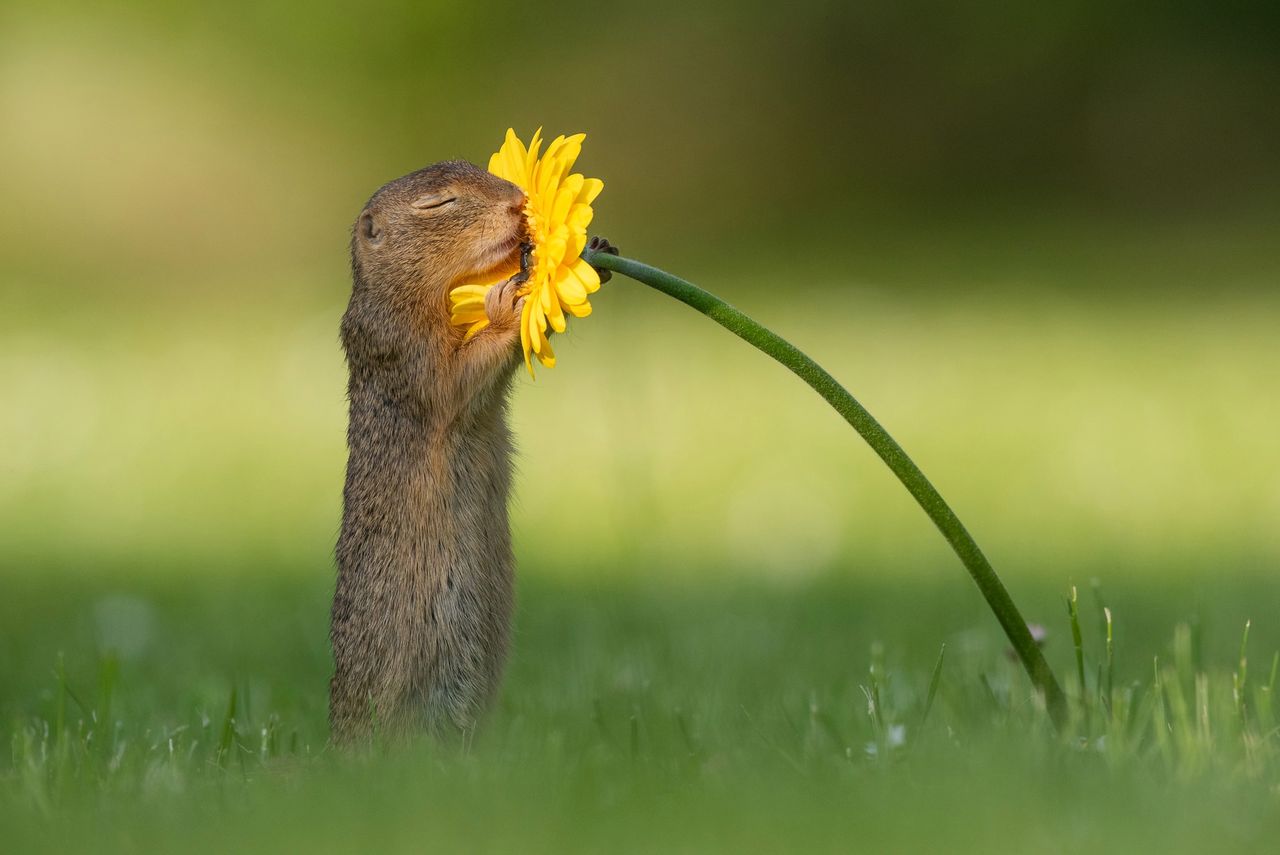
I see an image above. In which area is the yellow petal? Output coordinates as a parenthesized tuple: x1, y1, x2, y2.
(542, 233, 568, 268)
(569, 257, 601, 295)
(537, 136, 577, 200)
(520, 300, 533, 368)
(527, 303, 543, 354)
(565, 231, 587, 262)
(555, 267, 588, 304)
(449, 295, 485, 312)
(559, 134, 586, 171)
(547, 290, 566, 333)
(577, 177, 604, 205)
(536, 336, 556, 368)
(525, 128, 543, 181)
(451, 283, 492, 301)
(493, 128, 524, 184)
(550, 174, 584, 227)
(452, 308, 486, 323)
(450, 309, 487, 325)
(566, 300, 592, 319)
(567, 203, 594, 233)
(531, 136, 559, 195)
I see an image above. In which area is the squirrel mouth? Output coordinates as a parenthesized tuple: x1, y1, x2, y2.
(493, 235, 521, 259)
(471, 234, 523, 280)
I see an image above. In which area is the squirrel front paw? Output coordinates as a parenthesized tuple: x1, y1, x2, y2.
(586, 236, 619, 284)
(484, 272, 527, 328)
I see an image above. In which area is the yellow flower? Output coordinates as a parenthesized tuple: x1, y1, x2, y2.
(449, 128, 604, 374)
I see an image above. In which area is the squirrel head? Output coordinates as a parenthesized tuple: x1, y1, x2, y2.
(352, 160, 526, 306)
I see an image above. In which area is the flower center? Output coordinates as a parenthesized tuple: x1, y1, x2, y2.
(521, 202, 556, 295)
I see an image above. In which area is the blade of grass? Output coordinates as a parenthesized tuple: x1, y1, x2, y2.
(1152, 657, 1173, 772)
(97, 653, 119, 762)
(1068, 586, 1088, 731)
(1103, 607, 1114, 715)
(919, 643, 946, 735)
(1234, 619, 1251, 728)
(216, 685, 238, 769)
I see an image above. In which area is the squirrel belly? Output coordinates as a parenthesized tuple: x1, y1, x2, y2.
(330, 338, 517, 739)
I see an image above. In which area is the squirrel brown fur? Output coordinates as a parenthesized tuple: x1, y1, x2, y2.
(329, 160, 533, 742)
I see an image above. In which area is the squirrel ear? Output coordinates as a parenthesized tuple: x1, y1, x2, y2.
(359, 211, 383, 245)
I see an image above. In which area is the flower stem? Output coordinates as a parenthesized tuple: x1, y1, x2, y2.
(585, 249, 1068, 729)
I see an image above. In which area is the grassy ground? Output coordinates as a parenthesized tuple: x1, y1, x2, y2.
(4, 260, 1280, 852)
(4, 569, 1280, 852)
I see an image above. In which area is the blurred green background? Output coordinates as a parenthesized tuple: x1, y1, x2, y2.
(2, 1, 1280, 849)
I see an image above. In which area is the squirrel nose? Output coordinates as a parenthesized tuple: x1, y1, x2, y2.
(509, 191, 526, 213)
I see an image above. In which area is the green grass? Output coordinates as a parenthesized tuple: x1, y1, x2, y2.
(4, 567, 1280, 852)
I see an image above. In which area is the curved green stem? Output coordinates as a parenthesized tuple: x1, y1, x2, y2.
(585, 249, 1068, 729)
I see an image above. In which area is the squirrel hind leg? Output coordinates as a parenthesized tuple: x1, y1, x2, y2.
(328, 675, 379, 747)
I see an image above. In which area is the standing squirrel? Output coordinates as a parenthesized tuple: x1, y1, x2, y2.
(329, 158, 613, 742)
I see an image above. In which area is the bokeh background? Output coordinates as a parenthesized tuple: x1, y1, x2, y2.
(3, 0, 1279, 763)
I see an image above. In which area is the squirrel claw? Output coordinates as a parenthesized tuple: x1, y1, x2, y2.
(586, 235, 618, 284)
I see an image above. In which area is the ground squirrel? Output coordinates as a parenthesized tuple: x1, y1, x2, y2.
(329, 158, 611, 743)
